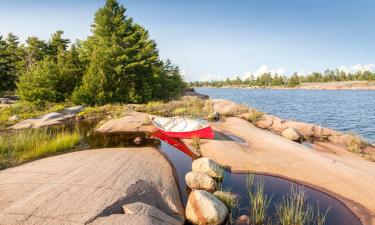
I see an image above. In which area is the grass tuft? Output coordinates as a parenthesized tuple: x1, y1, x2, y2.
(191, 136, 202, 156)
(247, 174, 272, 225)
(347, 133, 369, 153)
(245, 108, 264, 123)
(276, 186, 329, 225)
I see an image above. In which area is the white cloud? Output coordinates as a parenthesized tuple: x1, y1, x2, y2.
(200, 73, 221, 81)
(243, 65, 286, 80)
(338, 64, 375, 73)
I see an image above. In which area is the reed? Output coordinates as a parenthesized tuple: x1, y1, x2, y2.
(247, 174, 272, 225)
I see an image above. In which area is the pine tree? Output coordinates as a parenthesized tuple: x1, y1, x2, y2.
(5, 33, 23, 90)
(73, 0, 182, 105)
(23, 36, 48, 71)
(0, 35, 12, 92)
(47, 30, 70, 57)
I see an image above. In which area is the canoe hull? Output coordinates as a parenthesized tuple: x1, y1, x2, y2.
(158, 126, 215, 139)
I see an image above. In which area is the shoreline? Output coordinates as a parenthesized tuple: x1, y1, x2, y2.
(195, 80, 375, 90)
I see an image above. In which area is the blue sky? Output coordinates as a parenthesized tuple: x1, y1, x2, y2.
(1, 0, 374, 81)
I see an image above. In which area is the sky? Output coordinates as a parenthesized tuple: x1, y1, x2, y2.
(0, 0, 374, 81)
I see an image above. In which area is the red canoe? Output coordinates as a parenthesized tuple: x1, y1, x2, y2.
(150, 116, 215, 139)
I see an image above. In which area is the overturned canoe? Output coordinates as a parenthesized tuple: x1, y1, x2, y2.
(150, 116, 215, 139)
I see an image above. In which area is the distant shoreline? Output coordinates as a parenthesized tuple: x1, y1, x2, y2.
(194, 81, 375, 90)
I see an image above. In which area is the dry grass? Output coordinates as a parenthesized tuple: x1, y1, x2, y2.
(347, 133, 369, 153)
(138, 96, 214, 119)
(245, 108, 264, 123)
(221, 104, 250, 117)
(190, 136, 202, 156)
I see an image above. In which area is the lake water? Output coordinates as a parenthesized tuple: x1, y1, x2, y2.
(197, 88, 375, 143)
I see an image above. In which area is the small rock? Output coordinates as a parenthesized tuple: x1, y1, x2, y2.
(237, 215, 251, 225)
(134, 136, 143, 144)
(207, 112, 220, 121)
(8, 115, 20, 121)
(185, 171, 217, 192)
(186, 190, 229, 225)
(281, 127, 301, 141)
(123, 202, 182, 225)
(192, 157, 224, 180)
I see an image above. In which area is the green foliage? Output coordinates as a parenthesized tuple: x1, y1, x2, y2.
(0, 128, 80, 169)
(73, 0, 185, 105)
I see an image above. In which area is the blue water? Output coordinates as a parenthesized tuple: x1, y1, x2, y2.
(197, 88, 375, 143)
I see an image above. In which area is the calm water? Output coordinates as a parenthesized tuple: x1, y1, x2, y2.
(197, 88, 375, 143)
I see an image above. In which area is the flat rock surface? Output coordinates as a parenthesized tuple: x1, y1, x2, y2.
(95, 112, 157, 133)
(0, 148, 184, 225)
(192, 117, 375, 225)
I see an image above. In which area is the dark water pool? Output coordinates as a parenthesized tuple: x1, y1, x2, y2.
(197, 87, 375, 143)
(156, 135, 362, 225)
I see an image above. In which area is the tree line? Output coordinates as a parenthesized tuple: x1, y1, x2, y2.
(0, 0, 185, 105)
(190, 70, 375, 88)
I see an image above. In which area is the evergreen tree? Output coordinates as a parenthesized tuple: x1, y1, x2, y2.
(5, 33, 23, 90)
(73, 0, 179, 105)
(47, 30, 70, 57)
(0, 35, 12, 92)
(23, 36, 48, 71)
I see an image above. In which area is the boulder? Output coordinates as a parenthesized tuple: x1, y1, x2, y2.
(61, 105, 84, 115)
(281, 127, 301, 141)
(8, 115, 20, 122)
(254, 115, 273, 129)
(186, 190, 229, 225)
(192, 157, 224, 180)
(95, 112, 157, 133)
(269, 118, 288, 133)
(185, 171, 217, 192)
(39, 112, 65, 122)
(122, 202, 182, 225)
